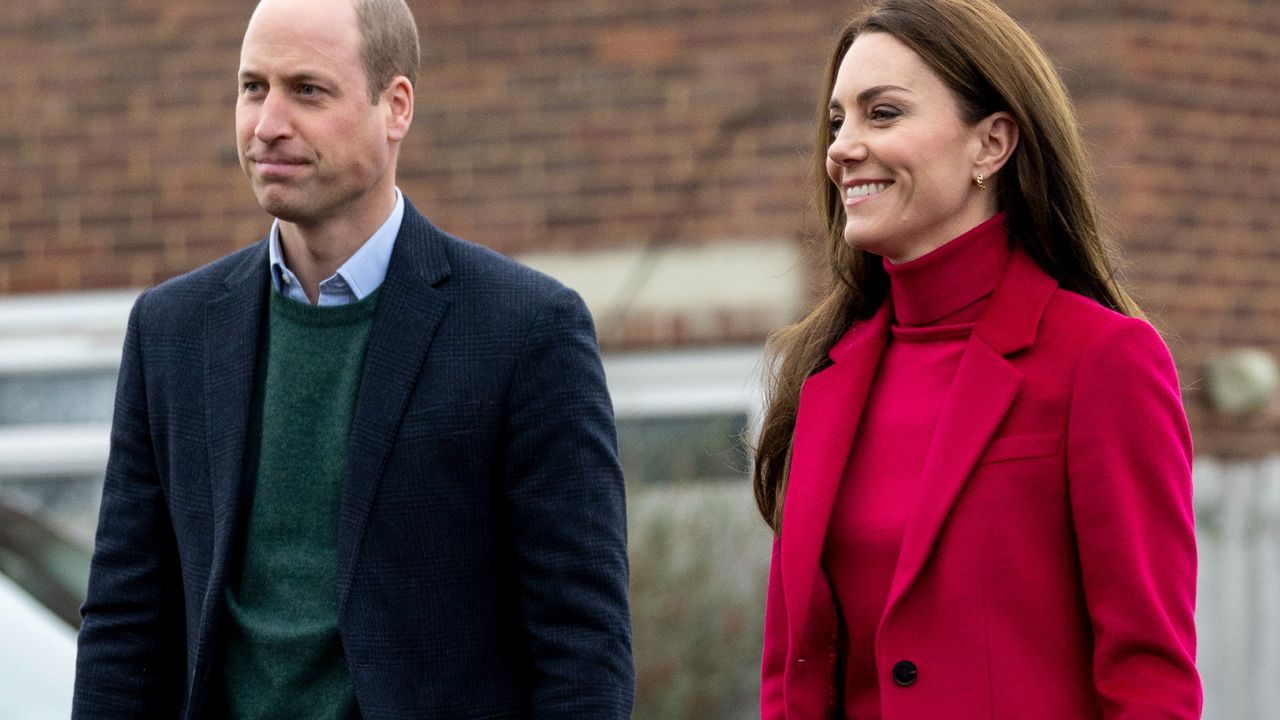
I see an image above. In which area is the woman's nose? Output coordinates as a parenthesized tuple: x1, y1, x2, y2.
(827, 123, 867, 166)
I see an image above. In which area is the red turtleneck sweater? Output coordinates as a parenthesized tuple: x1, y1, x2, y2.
(823, 213, 1011, 719)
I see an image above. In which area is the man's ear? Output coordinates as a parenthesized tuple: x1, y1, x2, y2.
(385, 75, 414, 143)
(973, 111, 1018, 179)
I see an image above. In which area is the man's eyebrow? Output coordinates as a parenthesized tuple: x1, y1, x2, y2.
(829, 84, 912, 111)
(237, 68, 336, 84)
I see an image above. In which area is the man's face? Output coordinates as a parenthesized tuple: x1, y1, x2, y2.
(235, 0, 393, 227)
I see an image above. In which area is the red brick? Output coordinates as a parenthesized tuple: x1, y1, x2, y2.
(2, 0, 1279, 454)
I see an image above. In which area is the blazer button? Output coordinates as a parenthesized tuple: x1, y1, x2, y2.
(892, 660, 918, 687)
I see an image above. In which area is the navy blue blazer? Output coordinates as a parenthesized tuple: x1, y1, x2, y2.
(73, 201, 634, 719)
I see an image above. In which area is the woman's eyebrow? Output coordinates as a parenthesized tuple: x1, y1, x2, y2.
(829, 84, 911, 112)
(856, 84, 910, 105)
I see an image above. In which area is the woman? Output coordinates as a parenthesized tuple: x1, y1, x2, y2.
(755, 1, 1201, 718)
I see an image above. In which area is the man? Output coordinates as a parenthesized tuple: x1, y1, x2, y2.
(72, 0, 634, 717)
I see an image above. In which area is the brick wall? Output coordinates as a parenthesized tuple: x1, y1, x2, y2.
(1, 0, 1277, 456)
(1099, 1, 1280, 458)
(997, 0, 1280, 457)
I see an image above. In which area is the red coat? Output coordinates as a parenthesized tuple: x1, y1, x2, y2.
(761, 251, 1201, 719)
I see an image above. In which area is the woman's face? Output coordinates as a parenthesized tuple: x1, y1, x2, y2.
(826, 32, 999, 263)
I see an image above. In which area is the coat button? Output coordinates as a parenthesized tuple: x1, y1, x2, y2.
(892, 660, 918, 687)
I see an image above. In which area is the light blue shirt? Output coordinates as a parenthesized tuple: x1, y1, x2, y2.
(268, 188, 405, 306)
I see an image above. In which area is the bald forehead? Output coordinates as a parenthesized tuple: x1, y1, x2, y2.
(253, 0, 356, 16)
(239, 0, 368, 95)
(246, 0, 358, 39)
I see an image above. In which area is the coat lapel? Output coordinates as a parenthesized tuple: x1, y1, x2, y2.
(336, 202, 451, 612)
(194, 241, 269, 699)
(883, 337, 1019, 613)
(203, 244, 270, 585)
(782, 302, 891, 641)
(883, 251, 1057, 615)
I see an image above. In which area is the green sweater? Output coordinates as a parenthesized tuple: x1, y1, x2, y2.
(220, 288, 379, 720)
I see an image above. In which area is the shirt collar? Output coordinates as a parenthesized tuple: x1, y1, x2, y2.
(268, 187, 405, 303)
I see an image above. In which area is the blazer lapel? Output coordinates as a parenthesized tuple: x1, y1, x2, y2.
(884, 251, 1057, 614)
(884, 337, 1019, 614)
(336, 202, 452, 612)
(194, 241, 269, 697)
(204, 243, 270, 582)
(782, 302, 891, 641)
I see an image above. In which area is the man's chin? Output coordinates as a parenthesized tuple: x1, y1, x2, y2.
(253, 189, 315, 224)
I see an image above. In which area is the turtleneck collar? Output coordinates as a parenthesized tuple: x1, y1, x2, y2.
(883, 212, 1011, 328)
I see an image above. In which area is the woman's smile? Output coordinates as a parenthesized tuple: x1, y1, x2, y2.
(844, 180, 893, 206)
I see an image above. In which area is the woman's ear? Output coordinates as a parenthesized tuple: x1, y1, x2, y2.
(973, 111, 1019, 178)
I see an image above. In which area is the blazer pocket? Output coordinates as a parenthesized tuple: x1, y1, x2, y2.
(976, 432, 1061, 465)
(398, 400, 493, 442)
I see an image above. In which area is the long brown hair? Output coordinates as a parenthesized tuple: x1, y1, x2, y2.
(753, 0, 1141, 533)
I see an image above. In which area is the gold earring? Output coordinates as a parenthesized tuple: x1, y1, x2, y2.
(974, 174, 987, 190)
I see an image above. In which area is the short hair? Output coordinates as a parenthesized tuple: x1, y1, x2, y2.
(354, 0, 420, 104)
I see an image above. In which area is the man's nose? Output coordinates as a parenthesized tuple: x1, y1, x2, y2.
(254, 91, 293, 142)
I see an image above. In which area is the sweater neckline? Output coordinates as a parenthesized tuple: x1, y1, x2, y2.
(883, 212, 1010, 330)
(269, 284, 381, 327)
